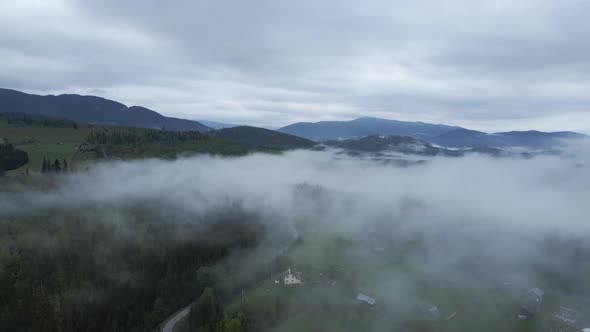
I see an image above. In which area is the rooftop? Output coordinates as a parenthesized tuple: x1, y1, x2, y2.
(356, 293, 376, 305)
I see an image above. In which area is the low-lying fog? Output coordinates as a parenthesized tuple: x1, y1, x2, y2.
(2, 141, 590, 329)
(3, 143, 589, 235)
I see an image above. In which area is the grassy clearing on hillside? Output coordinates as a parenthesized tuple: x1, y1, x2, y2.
(0, 116, 92, 174)
(217, 215, 590, 332)
(1, 116, 315, 177)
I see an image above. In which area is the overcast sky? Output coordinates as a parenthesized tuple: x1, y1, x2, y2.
(1, 0, 590, 132)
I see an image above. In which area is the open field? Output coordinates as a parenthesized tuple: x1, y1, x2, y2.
(0, 116, 92, 174)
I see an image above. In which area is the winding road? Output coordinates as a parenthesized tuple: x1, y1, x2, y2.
(160, 230, 300, 332)
(161, 306, 190, 332)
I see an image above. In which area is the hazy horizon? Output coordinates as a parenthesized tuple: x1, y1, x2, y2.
(4, 86, 590, 135)
(2, 0, 590, 133)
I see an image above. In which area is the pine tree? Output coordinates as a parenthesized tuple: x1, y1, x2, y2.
(41, 157, 48, 173)
(53, 159, 61, 172)
(190, 288, 220, 331)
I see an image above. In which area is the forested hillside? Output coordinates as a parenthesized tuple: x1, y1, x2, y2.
(0, 189, 267, 332)
(0, 114, 316, 175)
(79, 127, 249, 159)
(0, 143, 29, 172)
(210, 126, 315, 151)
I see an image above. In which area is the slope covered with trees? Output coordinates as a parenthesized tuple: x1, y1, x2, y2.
(79, 127, 249, 159)
(0, 143, 29, 172)
(210, 126, 315, 151)
(1, 114, 318, 174)
(0, 192, 266, 332)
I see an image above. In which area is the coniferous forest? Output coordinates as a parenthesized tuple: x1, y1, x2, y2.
(0, 193, 266, 332)
(0, 143, 29, 172)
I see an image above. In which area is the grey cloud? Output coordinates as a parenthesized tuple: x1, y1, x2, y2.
(1, 0, 590, 131)
(2, 146, 590, 234)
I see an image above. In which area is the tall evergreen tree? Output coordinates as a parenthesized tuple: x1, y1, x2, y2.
(190, 288, 221, 331)
(41, 157, 48, 173)
(53, 159, 61, 172)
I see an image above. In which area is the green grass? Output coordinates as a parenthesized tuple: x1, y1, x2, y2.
(0, 118, 92, 174)
(271, 312, 357, 332)
(1, 115, 318, 177)
(0, 119, 245, 175)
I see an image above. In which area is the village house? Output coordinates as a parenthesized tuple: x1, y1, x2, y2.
(283, 268, 302, 285)
(356, 293, 376, 306)
(517, 288, 544, 320)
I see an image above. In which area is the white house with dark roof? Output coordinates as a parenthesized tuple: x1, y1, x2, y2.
(356, 293, 375, 306)
(283, 268, 302, 285)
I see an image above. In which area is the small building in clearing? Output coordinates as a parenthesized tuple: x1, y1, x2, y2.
(284, 268, 302, 285)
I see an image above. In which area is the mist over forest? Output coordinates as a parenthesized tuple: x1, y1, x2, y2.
(2, 142, 590, 331)
(4, 0, 590, 330)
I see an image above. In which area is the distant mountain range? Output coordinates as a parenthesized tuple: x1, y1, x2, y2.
(279, 117, 460, 141)
(430, 128, 585, 148)
(323, 134, 564, 159)
(1, 88, 586, 149)
(0, 88, 210, 132)
(197, 120, 240, 129)
(279, 117, 586, 148)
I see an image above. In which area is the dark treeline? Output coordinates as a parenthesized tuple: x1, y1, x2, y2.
(81, 127, 248, 158)
(0, 197, 266, 332)
(1, 112, 80, 129)
(85, 128, 206, 145)
(41, 157, 68, 173)
(0, 143, 29, 171)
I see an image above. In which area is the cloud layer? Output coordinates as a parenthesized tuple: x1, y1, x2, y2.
(2, 148, 590, 236)
(1, 0, 590, 131)
(2, 148, 590, 328)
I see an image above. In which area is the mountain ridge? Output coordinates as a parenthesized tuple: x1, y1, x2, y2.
(1, 88, 586, 149)
(431, 128, 585, 148)
(279, 117, 586, 148)
(0, 88, 210, 132)
(279, 117, 461, 141)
